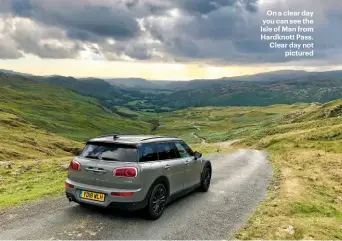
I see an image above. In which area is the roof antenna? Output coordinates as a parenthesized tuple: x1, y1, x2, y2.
(113, 134, 119, 140)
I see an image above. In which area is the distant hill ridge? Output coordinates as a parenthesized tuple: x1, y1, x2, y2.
(1, 69, 342, 110)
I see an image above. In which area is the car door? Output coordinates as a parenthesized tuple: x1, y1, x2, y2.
(157, 142, 185, 195)
(175, 141, 200, 188)
(137, 143, 164, 194)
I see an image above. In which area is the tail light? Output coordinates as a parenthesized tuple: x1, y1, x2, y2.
(113, 167, 137, 178)
(65, 181, 74, 189)
(70, 159, 81, 171)
(111, 192, 134, 197)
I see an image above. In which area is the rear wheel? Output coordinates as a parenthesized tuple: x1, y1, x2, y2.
(199, 166, 211, 192)
(145, 183, 167, 220)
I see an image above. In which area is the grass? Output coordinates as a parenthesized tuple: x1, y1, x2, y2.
(155, 101, 342, 239)
(236, 146, 342, 239)
(155, 104, 311, 143)
(0, 156, 71, 209)
(0, 75, 150, 209)
(190, 141, 235, 155)
(2, 74, 342, 239)
(0, 75, 151, 142)
(0, 111, 80, 209)
(235, 100, 342, 239)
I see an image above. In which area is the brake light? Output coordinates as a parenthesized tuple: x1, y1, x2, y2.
(70, 159, 81, 171)
(111, 192, 134, 197)
(65, 182, 74, 189)
(113, 167, 137, 178)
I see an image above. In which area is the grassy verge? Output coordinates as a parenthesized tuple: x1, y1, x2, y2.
(235, 99, 342, 239)
(237, 143, 342, 239)
(191, 141, 235, 155)
(0, 110, 81, 209)
(0, 156, 72, 209)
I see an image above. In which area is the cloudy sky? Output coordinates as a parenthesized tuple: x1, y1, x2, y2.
(0, 0, 341, 80)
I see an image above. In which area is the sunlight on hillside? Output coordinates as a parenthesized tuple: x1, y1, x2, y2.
(1, 73, 342, 239)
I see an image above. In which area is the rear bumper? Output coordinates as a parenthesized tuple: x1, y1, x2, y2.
(65, 178, 148, 210)
(65, 192, 147, 210)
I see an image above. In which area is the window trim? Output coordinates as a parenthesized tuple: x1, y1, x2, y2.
(136, 140, 191, 163)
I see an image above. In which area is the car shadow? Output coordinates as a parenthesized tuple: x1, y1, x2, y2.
(65, 189, 205, 221)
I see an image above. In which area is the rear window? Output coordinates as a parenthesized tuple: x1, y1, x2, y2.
(80, 142, 137, 162)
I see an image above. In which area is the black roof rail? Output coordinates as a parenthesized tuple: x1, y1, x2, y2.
(141, 136, 178, 141)
(95, 133, 119, 138)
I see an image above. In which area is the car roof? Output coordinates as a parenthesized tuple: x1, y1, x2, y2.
(87, 134, 182, 145)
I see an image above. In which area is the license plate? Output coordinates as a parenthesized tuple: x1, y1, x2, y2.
(80, 190, 105, 202)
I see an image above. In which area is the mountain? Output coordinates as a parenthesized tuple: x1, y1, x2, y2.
(104, 70, 310, 90)
(105, 78, 157, 89)
(0, 69, 36, 77)
(103, 70, 342, 91)
(149, 74, 342, 108)
(0, 72, 151, 141)
(38, 75, 136, 102)
(2, 69, 342, 111)
(35, 75, 160, 112)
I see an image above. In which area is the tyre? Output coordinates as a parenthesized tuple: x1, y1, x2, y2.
(199, 166, 211, 192)
(145, 183, 168, 220)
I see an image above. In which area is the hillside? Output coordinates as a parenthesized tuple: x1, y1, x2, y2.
(37, 76, 145, 110)
(153, 101, 342, 239)
(2, 70, 342, 239)
(0, 109, 84, 208)
(0, 111, 82, 161)
(0, 73, 152, 208)
(154, 104, 311, 143)
(0, 73, 151, 141)
(3, 69, 342, 112)
(1, 74, 342, 239)
(35, 70, 342, 110)
(151, 75, 342, 108)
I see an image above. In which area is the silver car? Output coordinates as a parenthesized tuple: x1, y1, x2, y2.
(65, 134, 212, 219)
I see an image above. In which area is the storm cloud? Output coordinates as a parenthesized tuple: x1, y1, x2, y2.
(0, 0, 341, 65)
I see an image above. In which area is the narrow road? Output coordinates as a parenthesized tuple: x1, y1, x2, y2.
(0, 149, 273, 240)
(191, 132, 206, 144)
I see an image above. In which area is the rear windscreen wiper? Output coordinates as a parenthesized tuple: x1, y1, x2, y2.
(84, 155, 100, 159)
(101, 157, 120, 161)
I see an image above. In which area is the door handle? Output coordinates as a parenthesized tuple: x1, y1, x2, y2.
(85, 167, 106, 173)
(165, 164, 171, 169)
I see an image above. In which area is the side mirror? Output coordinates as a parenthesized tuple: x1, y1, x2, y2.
(194, 151, 202, 160)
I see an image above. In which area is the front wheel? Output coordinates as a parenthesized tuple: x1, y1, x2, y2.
(199, 166, 211, 192)
(145, 183, 168, 220)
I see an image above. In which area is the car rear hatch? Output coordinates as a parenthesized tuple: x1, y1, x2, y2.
(68, 142, 141, 189)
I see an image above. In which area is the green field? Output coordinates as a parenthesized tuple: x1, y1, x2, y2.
(155, 101, 342, 239)
(0, 74, 151, 208)
(0, 75, 151, 142)
(1, 75, 342, 239)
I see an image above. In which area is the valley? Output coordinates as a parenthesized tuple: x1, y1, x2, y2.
(1, 70, 342, 239)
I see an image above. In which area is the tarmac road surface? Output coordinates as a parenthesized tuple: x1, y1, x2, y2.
(0, 149, 273, 240)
